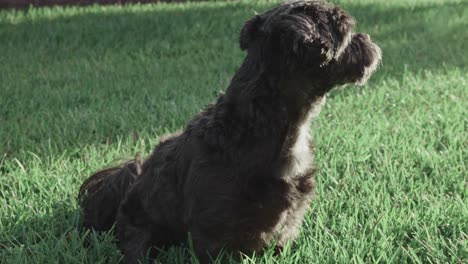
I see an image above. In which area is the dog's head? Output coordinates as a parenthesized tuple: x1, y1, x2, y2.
(240, 0, 381, 89)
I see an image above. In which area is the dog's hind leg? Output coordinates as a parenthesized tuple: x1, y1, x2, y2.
(116, 185, 179, 264)
(188, 228, 226, 264)
(116, 186, 154, 264)
(118, 222, 174, 264)
(119, 229, 153, 264)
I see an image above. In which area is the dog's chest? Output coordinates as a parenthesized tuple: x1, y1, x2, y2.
(287, 120, 313, 176)
(283, 96, 326, 177)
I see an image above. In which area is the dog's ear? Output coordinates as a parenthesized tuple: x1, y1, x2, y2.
(240, 15, 262, 51)
(276, 5, 356, 65)
(285, 6, 355, 65)
(329, 6, 355, 58)
(270, 14, 327, 65)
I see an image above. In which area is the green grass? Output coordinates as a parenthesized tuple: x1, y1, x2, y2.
(0, 0, 466, 263)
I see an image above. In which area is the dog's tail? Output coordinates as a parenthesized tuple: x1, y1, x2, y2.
(78, 157, 142, 232)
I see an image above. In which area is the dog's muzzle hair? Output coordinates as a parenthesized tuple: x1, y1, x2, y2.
(78, 1, 381, 263)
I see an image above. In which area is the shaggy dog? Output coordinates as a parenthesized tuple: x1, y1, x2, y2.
(78, 0, 381, 263)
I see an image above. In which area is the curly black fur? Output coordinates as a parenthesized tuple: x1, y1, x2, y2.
(78, 0, 381, 263)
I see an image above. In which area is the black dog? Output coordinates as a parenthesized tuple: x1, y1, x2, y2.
(79, 0, 381, 263)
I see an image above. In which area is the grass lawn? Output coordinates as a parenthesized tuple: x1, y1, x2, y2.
(0, 0, 466, 263)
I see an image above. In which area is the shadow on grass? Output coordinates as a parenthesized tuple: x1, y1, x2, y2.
(0, 1, 465, 157)
(0, 201, 242, 263)
(0, 202, 120, 263)
(1, 1, 464, 73)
